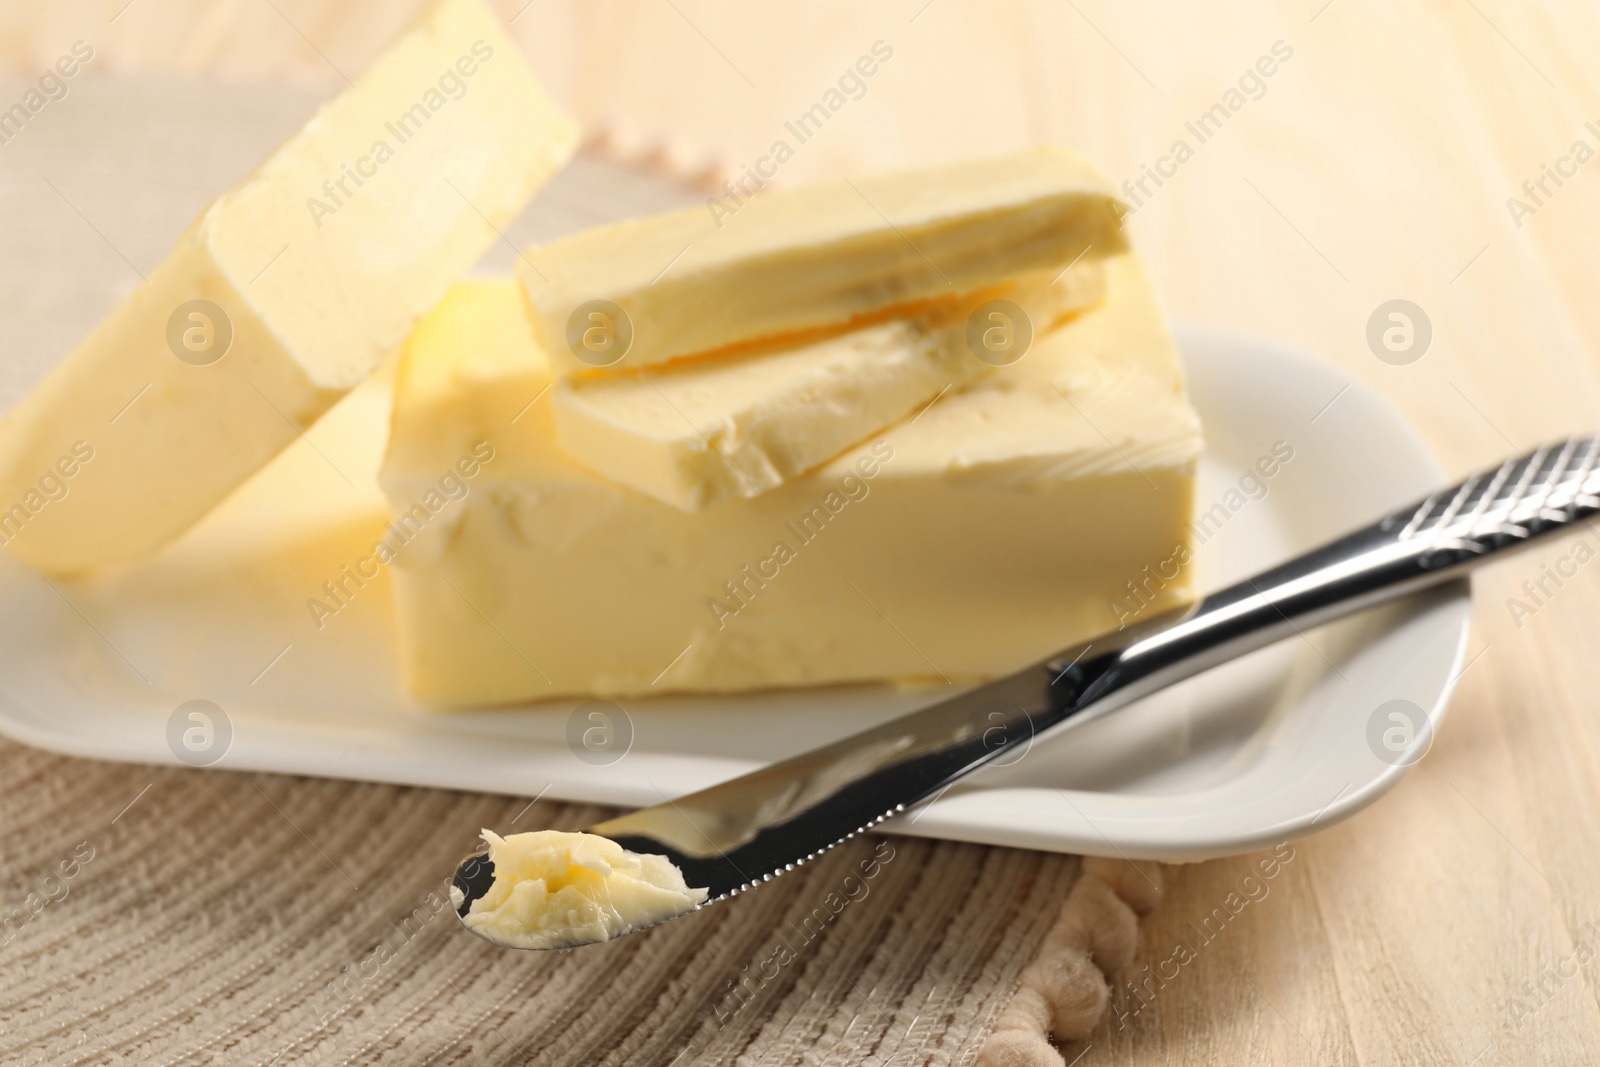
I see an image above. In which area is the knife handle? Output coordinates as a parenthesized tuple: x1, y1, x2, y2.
(1051, 436, 1600, 714)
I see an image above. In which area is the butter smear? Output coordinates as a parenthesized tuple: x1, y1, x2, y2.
(456, 830, 708, 949)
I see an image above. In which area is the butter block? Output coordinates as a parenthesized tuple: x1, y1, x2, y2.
(0, 0, 577, 574)
(457, 830, 707, 949)
(550, 259, 1106, 510)
(381, 254, 1199, 706)
(518, 146, 1127, 375)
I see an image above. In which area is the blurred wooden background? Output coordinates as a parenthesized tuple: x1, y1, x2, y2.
(5, 1, 1600, 1063)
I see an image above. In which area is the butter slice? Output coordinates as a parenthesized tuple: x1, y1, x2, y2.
(550, 260, 1106, 510)
(457, 830, 708, 949)
(380, 254, 1199, 706)
(0, 0, 577, 574)
(519, 147, 1126, 375)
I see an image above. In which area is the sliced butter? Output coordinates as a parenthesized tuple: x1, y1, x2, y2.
(519, 146, 1127, 375)
(548, 261, 1106, 511)
(456, 830, 707, 949)
(379, 253, 1200, 706)
(0, 0, 577, 574)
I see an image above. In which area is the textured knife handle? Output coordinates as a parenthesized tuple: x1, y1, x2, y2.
(1061, 436, 1600, 712)
(1387, 436, 1600, 567)
(1189, 435, 1600, 617)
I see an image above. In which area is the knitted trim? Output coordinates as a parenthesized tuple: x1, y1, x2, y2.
(976, 858, 1163, 1066)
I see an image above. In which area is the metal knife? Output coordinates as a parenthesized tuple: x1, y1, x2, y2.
(453, 436, 1599, 948)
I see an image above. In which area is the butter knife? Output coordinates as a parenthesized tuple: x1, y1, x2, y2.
(453, 436, 1599, 947)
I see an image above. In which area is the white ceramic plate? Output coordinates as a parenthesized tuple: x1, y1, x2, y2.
(0, 326, 1470, 861)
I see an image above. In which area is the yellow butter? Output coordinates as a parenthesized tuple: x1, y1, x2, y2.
(456, 830, 707, 949)
(549, 261, 1106, 511)
(380, 253, 1199, 706)
(519, 147, 1126, 375)
(0, 0, 577, 574)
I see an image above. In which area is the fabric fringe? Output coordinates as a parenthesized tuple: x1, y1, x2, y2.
(976, 857, 1163, 1066)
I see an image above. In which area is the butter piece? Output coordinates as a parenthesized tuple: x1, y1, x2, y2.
(456, 830, 708, 949)
(519, 147, 1126, 375)
(550, 261, 1106, 510)
(381, 253, 1199, 706)
(0, 0, 577, 574)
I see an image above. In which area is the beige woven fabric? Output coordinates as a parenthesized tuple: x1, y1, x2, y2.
(0, 76, 1155, 1065)
(0, 737, 1076, 1065)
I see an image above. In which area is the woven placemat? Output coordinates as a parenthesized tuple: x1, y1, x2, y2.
(0, 75, 1158, 1066)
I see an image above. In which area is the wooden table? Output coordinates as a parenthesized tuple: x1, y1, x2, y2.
(6, 2, 1599, 1063)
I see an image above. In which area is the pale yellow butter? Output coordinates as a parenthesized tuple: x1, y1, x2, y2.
(0, 0, 577, 574)
(549, 261, 1106, 511)
(456, 830, 708, 949)
(380, 253, 1200, 706)
(519, 147, 1126, 375)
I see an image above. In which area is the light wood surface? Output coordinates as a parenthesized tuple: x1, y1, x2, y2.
(6, 2, 1600, 1064)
